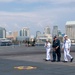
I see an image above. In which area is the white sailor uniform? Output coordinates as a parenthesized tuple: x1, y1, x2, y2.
(45, 42, 51, 60)
(62, 39, 73, 61)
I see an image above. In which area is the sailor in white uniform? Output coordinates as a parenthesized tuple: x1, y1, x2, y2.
(62, 35, 73, 62)
(44, 40, 51, 61)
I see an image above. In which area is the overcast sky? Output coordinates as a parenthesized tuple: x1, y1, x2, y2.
(0, 0, 75, 35)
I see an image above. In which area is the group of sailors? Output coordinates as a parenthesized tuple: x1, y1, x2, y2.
(44, 35, 74, 62)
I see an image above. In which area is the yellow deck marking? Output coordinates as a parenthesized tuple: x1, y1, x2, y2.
(14, 66, 37, 70)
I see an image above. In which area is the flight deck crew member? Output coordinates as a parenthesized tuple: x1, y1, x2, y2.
(52, 36, 61, 62)
(62, 35, 74, 62)
(44, 40, 51, 61)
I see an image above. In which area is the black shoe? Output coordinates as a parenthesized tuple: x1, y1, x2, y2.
(63, 61, 68, 63)
(70, 58, 74, 62)
(51, 60, 56, 62)
(45, 59, 50, 61)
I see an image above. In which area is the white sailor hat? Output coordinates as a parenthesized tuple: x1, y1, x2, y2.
(64, 35, 68, 37)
